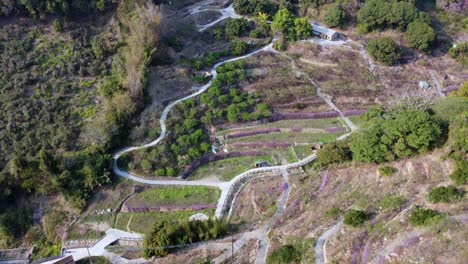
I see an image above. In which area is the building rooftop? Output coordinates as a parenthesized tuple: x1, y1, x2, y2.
(312, 24, 337, 36)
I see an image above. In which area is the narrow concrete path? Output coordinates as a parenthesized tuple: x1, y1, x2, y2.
(429, 70, 446, 98)
(314, 219, 343, 264)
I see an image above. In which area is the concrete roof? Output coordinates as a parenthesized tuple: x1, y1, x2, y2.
(312, 24, 337, 36)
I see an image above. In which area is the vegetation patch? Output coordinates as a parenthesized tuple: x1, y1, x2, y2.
(267, 244, 302, 264)
(428, 186, 463, 203)
(408, 207, 443, 227)
(343, 210, 368, 227)
(143, 219, 228, 258)
(129, 186, 220, 207)
(378, 195, 406, 212)
(378, 166, 397, 177)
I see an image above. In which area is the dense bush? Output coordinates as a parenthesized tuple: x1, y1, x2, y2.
(378, 166, 397, 177)
(367, 37, 401, 66)
(325, 5, 346, 28)
(378, 195, 406, 212)
(316, 140, 352, 167)
(428, 186, 463, 203)
(0, 0, 114, 19)
(350, 109, 442, 163)
(143, 219, 228, 258)
(233, 0, 279, 17)
(294, 17, 312, 39)
(357, 0, 426, 33)
(225, 18, 250, 38)
(267, 244, 302, 264)
(406, 21, 437, 52)
(408, 207, 442, 226)
(230, 40, 248, 56)
(450, 160, 468, 185)
(448, 42, 468, 65)
(343, 210, 368, 227)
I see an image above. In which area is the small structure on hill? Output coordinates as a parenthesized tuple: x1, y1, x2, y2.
(419, 81, 431, 90)
(311, 23, 339, 41)
(255, 161, 269, 168)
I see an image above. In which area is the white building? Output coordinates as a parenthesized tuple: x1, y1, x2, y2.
(311, 24, 339, 41)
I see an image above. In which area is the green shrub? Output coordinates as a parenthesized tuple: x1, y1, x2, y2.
(273, 37, 286, 51)
(249, 28, 265, 38)
(294, 17, 312, 39)
(225, 18, 249, 38)
(408, 207, 442, 226)
(378, 195, 406, 212)
(267, 244, 302, 264)
(367, 37, 401, 66)
(230, 40, 248, 55)
(378, 166, 397, 177)
(325, 207, 343, 219)
(343, 210, 368, 227)
(450, 160, 468, 185)
(153, 168, 166, 176)
(316, 140, 352, 167)
(428, 186, 463, 203)
(325, 5, 346, 28)
(406, 21, 437, 53)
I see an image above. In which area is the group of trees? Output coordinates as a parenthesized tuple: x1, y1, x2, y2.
(271, 8, 312, 41)
(143, 219, 228, 258)
(358, 0, 436, 52)
(324, 4, 346, 28)
(0, 0, 114, 19)
(316, 106, 445, 166)
(233, 0, 279, 17)
(350, 109, 442, 163)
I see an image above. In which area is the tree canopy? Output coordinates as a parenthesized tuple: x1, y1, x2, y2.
(325, 5, 346, 28)
(367, 37, 401, 66)
(406, 21, 437, 52)
(351, 109, 442, 163)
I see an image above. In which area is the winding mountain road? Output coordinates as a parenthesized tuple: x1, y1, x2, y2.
(66, 1, 361, 262)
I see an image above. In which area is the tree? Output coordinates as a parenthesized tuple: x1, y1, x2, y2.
(230, 40, 248, 56)
(325, 5, 346, 28)
(350, 124, 388, 163)
(91, 36, 105, 59)
(343, 210, 368, 227)
(294, 17, 312, 39)
(271, 8, 296, 40)
(225, 18, 249, 38)
(367, 37, 401, 66)
(406, 21, 436, 53)
(316, 140, 352, 167)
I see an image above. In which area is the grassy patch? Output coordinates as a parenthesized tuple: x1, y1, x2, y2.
(67, 225, 105, 240)
(378, 166, 397, 177)
(232, 132, 343, 144)
(189, 155, 274, 181)
(115, 209, 215, 234)
(378, 195, 406, 212)
(132, 186, 220, 207)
